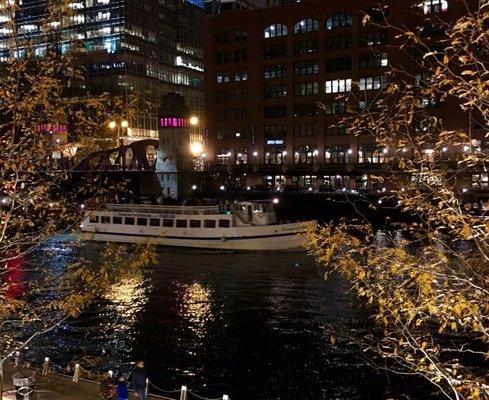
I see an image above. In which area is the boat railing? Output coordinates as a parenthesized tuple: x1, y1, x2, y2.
(105, 204, 227, 215)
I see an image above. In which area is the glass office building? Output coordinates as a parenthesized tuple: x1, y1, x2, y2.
(0, 0, 204, 140)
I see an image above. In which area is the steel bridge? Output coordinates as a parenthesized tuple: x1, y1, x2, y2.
(72, 139, 159, 172)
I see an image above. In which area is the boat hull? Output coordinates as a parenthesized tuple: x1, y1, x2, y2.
(80, 222, 311, 251)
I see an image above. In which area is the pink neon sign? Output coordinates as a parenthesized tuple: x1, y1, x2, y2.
(159, 118, 187, 128)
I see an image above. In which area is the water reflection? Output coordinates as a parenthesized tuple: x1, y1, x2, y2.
(105, 276, 148, 328)
(176, 281, 214, 338)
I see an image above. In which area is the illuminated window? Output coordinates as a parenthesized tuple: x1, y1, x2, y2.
(264, 23, 288, 38)
(325, 79, 352, 94)
(420, 0, 448, 14)
(359, 75, 387, 90)
(294, 19, 319, 34)
(326, 13, 352, 30)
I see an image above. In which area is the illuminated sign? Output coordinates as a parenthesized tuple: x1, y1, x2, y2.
(266, 139, 284, 145)
(37, 124, 68, 133)
(160, 118, 187, 128)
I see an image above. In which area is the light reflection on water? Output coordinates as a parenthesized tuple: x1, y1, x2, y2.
(176, 281, 214, 339)
(31, 238, 435, 400)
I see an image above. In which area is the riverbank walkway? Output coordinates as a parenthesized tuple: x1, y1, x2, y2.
(2, 364, 228, 400)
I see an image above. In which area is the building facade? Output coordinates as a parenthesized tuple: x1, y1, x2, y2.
(204, 0, 486, 192)
(2, 0, 204, 142)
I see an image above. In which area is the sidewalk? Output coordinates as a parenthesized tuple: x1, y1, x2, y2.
(3, 364, 175, 400)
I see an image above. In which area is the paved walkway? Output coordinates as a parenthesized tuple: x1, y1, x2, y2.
(3, 364, 177, 400)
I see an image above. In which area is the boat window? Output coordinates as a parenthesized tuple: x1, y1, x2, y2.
(190, 220, 201, 228)
(89, 215, 99, 223)
(113, 216, 123, 224)
(253, 204, 260, 211)
(204, 219, 216, 228)
(176, 219, 187, 228)
(149, 218, 160, 227)
(101, 216, 111, 224)
(219, 219, 231, 228)
(163, 219, 174, 227)
(137, 218, 147, 226)
(125, 217, 135, 225)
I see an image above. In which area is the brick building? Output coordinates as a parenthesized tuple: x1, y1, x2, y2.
(203, 0, 486, 192)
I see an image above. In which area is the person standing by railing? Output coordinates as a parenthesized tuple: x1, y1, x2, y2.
(99, 372, 115, 400)
(131, 360, 148, 400)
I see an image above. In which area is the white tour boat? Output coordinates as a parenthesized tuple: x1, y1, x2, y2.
(80, 201, 312, 251)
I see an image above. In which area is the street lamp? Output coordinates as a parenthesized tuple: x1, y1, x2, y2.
(108, 119, 129, 146)
(189, 116, 199, 126)
(190, 141, 203, 156)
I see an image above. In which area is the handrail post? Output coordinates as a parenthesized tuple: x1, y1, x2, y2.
(14, 352, 20, 367)
(42, 357, 49, 375)
(180, 385, 188, 400)
(73, 363, 80, 382)
(145, 378, 149, 398)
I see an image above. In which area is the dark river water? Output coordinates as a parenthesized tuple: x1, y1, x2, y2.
(31, 238, 431, 400)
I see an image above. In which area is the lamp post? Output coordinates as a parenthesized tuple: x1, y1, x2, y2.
(109, 119, 129, 146)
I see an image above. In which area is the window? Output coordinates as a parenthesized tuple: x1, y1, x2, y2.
(294, 146, 318, 164)
(218, 219, 231, 228)
(264, 23, 288, 38)
(294, 19, 319, 33)
(150, 218, 160, 227)
(162, 219, 174, 227)
(264, 125, 287, 138)
(294, 61, 318, 76)
(359, 75, 387, 90)
(234, 48, 247, 63)
(293, 39, 318, 54)
(137, 218, 147, 226)
(113, 216, 123, 224)
(264, 105, 287, 118)
(101, 216, 110, 224)
(325, 79, 352, 94)
(326, 125, 350, 135)
(217, 148, 231, 164)
(472, 173, 489, 190)
(325, 146, 351, 163)
(325, 35, 352, 50)
(216, 50, 229, 64)
(359, 30, 388, 46)
(325, 56, 351, 72)
(235, 148, 248, 164)
(326, 13, 352, 30)
(176, 219, 187, 228)
(265, 146, 287, 165)
(358, 145, 386, 163)
(216, 72, 231, 83)
(415, 71, 431, 87)
(420, 0, 448, 14)
(190, 220, 201, 228)
(89, 215, 99, 223)
(325, 101, 347, 114)
(264, 43, 287, 58)
(124, 217, 135, 225)
(294, 82, 319, 96)
(204, 219, 216, 228)
(359, 53, 388, 69)
(234, 70, 248, 81)
(293, 103, 318, 117)
(265, 84, 287, 98)
(294, 123, 316, 137)
(264, 64, 286, 79)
